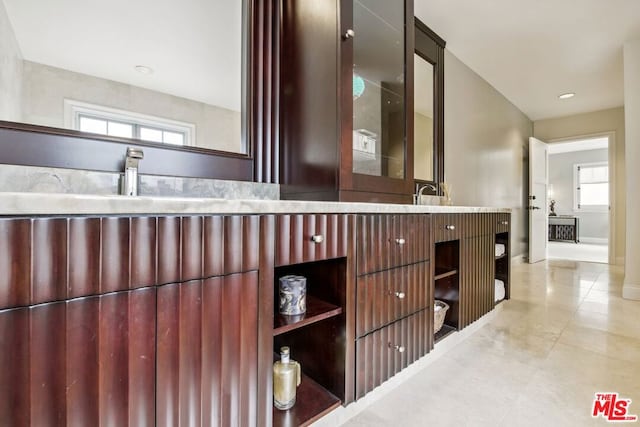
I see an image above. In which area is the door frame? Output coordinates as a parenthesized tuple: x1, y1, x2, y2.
(548, 131, 617, 265)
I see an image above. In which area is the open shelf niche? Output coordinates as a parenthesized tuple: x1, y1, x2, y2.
(272, 258, 347, 427)
(434, 239, 460, 340)
(494, 232, 510, 305)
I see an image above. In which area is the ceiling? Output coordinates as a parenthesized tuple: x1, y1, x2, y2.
(548, 136, 608, 154)
(415, 0, 640, 120)
(3, 0, 242, 112)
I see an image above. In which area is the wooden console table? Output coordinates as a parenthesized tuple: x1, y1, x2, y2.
(548, 216, 579, 243)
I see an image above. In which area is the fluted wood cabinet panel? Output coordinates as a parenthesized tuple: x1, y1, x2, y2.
(459, 235, 494, 329)
(157, 272, 259, 427)
(101, 217, 130, 294)
(131, 217, 158, 289)
(32, 218, 68, 305)
(275, 214, 349, 266)
(182, 216, 204, 281)
(355, 309, 428, 399)
(0, 219, 31, 309)
(158, 216, 182, 285)
(204, 215, 260, 276)
(356, 262, 429, 337)
(0, 288, 156, 426)
(356, 214, 430, 274)
(68, 218, 101, 298)
(0, 307, 30, 425)
(433, 214, 462, 243)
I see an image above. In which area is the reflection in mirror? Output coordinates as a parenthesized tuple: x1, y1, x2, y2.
(352, 0, 406, 179)
(414, 54, 434, 181)
(0, 0, 246, 154)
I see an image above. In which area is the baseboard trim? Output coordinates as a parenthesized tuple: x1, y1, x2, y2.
(579, 237, 608, 244)
(623, 282, 640, 300)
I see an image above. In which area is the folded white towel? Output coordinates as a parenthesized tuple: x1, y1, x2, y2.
(495, 279, 505, 302)
(495, 243, 506, 258)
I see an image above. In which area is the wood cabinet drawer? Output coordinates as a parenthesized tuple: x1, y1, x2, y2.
(433, 214, 462, 242)
(275, 214, 349, 266)
(356, 262, 429, 337)
(355, 309, 429, 399)
(356, 214, 430, 274)
(494, 213, 511, 234)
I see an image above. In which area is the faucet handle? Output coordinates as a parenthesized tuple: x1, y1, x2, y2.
(126, 147, 144, 159)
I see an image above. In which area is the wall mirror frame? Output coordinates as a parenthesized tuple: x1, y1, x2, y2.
(0, 0, 280, 183)
(414, 18, 445, 196)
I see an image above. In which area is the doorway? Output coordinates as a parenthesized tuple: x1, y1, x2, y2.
(546, 136, 611, 264)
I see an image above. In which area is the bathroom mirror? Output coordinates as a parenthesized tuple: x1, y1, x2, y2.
(0, 0, 247, 155)
(414, 18, 445, 195)
(414, 54, 434, 182)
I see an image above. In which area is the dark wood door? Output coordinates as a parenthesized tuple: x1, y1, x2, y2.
(156, 271, 259, 427)
(459, 235, 494, 329)
(0, 288, 156, 426)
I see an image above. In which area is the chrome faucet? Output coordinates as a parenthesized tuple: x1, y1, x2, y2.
(414, 183, 437, 204)
(120, 147, 144, 196)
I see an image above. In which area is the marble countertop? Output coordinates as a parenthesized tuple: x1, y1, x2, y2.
(0, 192, 511, 215)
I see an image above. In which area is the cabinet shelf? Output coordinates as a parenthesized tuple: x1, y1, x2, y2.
(272, 371, 341, 427)
(434, 268, 458, 281)
(434, 324, 456, 343)
(495, 253, 507, 260)
(274, 296, 343, 336)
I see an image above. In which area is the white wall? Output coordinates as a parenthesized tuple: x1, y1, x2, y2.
(534, 107, 625, 263)
(444, 50, 532, 257)
(623, 39, 640, 299)
(0, 0, 22, 121)
(548, 149, 608, 241)
(20, 61, 242, 153)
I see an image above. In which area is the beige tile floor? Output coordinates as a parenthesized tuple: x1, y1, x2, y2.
(342, 260, 640, 426)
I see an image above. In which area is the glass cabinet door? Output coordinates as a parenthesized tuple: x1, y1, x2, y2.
(352, 0, 406, 179)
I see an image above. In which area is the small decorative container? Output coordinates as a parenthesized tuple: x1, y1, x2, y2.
(434, 300, 450, 333)
(273, 346, 301, 410)
(279, 275, 307, 316)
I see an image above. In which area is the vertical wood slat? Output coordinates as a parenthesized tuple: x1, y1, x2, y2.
(158, 217, 182, 286)
(355, 309, 428, 399)
(101, 217, 130, 293)
(204, 216, 261, 277)
(0, 219, 31, 309)
(68, 218, 101, 299)
(356, 262, 429, 337)
(356, 214, 430, 274)
(275, 214, 349, 266)
(31, 218, 68, 305)
(131, 217, 157, 289)
(0, 307, 30, 425)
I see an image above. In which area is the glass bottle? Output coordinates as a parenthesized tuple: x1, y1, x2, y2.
(273, 346, 301, 410)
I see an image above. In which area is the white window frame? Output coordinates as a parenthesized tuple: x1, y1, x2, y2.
(573, 161, 609, 212)
(64, 99, 196, 146)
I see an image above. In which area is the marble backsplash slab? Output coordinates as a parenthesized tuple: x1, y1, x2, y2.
(0, 164, 279, 200)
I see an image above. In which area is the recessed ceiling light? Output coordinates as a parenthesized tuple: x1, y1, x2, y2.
(134, 65, 154, 75)
(558, 92, 575, 100)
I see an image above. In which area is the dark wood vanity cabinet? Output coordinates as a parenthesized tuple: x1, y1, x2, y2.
(354, 214, 432, 399)
(279, 0, 415, 203)
(0, 215, 263, 427)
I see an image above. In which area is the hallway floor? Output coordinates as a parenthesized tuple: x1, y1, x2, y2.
(340, 260, 639, 426)
(548, 241, 608, 264)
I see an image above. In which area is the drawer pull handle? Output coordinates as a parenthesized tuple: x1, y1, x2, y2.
(389, 343, 405, 353)
(500, 221, 508, 225)
(395, 238, 406, 245)
(310, 235, 324, 244)
(394, 292, 405, 299)
(445, 225, 455, 230)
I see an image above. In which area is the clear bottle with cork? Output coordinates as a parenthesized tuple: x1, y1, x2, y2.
(273, 346, 301, 410)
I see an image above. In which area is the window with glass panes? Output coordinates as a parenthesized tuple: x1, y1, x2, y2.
(574, 162, 608, 211)
(78, 114, 187, 145)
